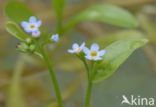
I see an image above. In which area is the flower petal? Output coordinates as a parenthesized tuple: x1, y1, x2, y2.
(24, 28, 32, 33)
(80, 42, 85, 49)
(91, 43, 99, 51)
(85, 55, 92, 60)
(98, 50, 106, 56)
(83, 47, 90, 55)
(94, 57, 102, 61)
(32, 30, 40, 37)
(21, 21, 29, 28)
(51, 34, 59, 42)
(72, 43, 79, 49)
(36, 20, 42, 27)
(68, 49, 75, 53)
(29, 16, 37, 23)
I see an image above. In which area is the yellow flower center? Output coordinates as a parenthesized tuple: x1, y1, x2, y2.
(90, 50, 97, 57)
(30, 24, 36, 29)
(76, 48, 81, 53)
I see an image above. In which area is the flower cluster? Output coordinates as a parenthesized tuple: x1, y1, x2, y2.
(17, 38, 36, 53)
(21, 16, 42, 37)
(68, 42, 106, 61)
(21, 16, 59, 42)
(18, 16, 60, 54)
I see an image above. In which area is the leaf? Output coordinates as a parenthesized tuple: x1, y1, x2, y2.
(51, 0, 65, 34)
(52, 0, 65, 18)
(64, 4, 138, 32)
(6, 22, 29, 41)
(93, 36, 148, 83)
(5, 1, 33, 24)
(90, 30, 144, 47)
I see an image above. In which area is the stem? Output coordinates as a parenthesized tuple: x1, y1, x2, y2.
(84, 80, 93, 107)
(84, 62, 97, 107)
(82, 59, 90, 79)
(7, 55, 27, 107)
(38, 44, 63, 107)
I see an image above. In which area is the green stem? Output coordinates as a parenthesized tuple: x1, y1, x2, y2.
(84, 62, 97, 107)
(84, 79, 93, 107)
(82, 59, 90, 79)
(38, 44, 63, 107)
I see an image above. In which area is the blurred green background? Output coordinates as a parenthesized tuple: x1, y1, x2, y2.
(0, 0, 156, 107)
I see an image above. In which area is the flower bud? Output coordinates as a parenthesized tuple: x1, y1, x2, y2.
(29, 44, 36, 52)
(17, 43, 29, 52)
(26, 38, 32, 44)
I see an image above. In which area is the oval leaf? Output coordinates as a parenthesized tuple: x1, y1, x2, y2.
(93, 36, 148, 83)
(6, 22, 29, 41)
(64, 4, 138, 32)
(5, 1, 33, 24)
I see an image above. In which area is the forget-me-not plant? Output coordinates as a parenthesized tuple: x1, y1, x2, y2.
(21, 16, 42, 37)
(51, 34, 59, 42)
(5, 1, 148, 107)
(19, 16, 64, 107)
(68, 42, 85, 54)
(83, 43, 106, 61)
(68, 42, 106, 107)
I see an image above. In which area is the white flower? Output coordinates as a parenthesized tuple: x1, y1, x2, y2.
(51, 34, 59, 42)
(21, 16, 42, 33)
(68, 42, 85, 54)
(83, 43, 106, 61)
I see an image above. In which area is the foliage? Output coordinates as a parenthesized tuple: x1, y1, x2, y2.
(94, 35, 148, 83)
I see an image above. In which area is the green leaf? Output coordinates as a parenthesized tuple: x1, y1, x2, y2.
(5, 1, 33, 24)
(92, 30, 144, 47)
(52, 0, 65, 18)
(6, 22, 29, 41)
(51, 0, 65, 34)
(64, 4, 138, 32)
(93, 36, 148, 83)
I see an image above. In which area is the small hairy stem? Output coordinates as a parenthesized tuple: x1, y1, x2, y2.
(38, 43, 63, 107)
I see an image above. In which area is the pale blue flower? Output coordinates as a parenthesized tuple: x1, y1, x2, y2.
(51, 34, 59, 42)
(68, 42, 85, 54)
(83, 43, 106, 61)
(21, 16, 42, 33)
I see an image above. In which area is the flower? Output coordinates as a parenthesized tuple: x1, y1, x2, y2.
(21, 16, 42, 36)
(68, 42, 85, 54)
(51, 34, 59, 42)
(83, 43, 106, 61)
